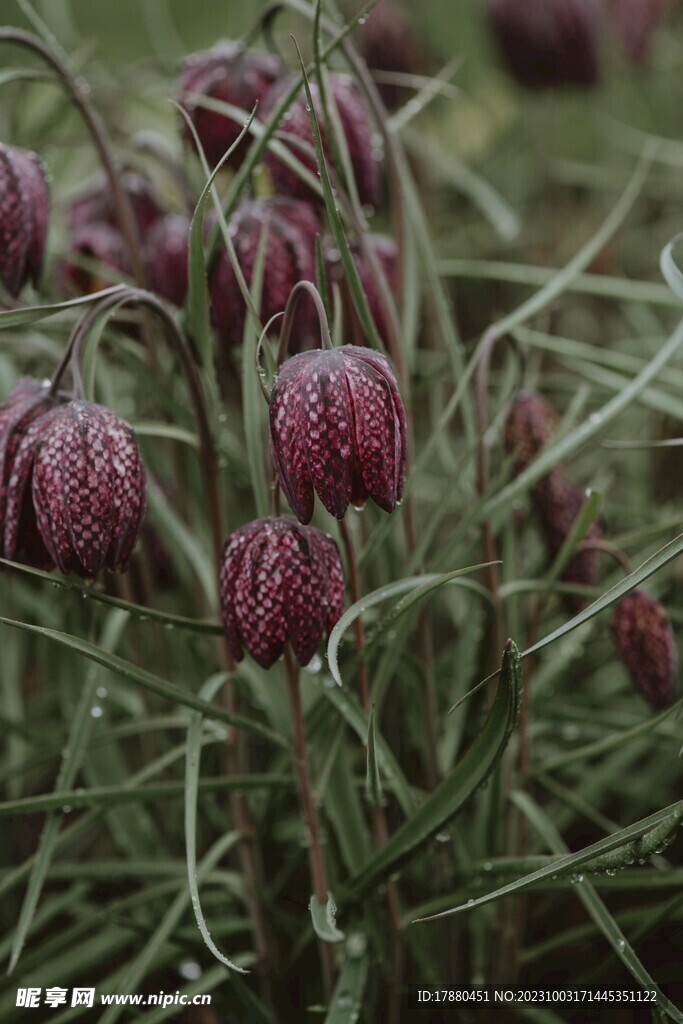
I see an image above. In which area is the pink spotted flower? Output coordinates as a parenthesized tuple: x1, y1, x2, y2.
(219, 516, 344, 668)
(31, 400, 146, 578)
(269, 346, 406, 523)
(0, 143, 49, 298)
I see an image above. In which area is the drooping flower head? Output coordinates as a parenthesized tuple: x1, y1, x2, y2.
(612, 590, 677, 709)
(259, 73, 382, 209)
(219, 516, 344, 669)
(356, 0, 431, 111)
(31, 400, 146, 578)
(0, 143, 49, 298)
(177, 42, 284, 167)
(145, 213, 191, 308)
(488, 0, 600, 89)
(325, 234, 399, 347)
(209, 196, 321, 350)
(0, 378, 60, 569)
(269, 345, 406, 523)
(504, 390, 560, 472)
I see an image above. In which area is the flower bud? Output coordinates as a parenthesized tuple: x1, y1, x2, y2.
(488, 0, 600, 89)
(60, 222, 130, 295)
(0, 143, 49, 298)
(209, 197, 321, 350)
(31, 400, 146, 577)
(219, 516, 344, 668)
(504, 391, 560, 473)
(356, 0, 430, 111)
(611, 590, 677, 709)
(269, 345, 406, 523)
(177, 42, 284, 168)
(259, 73, 382, 209)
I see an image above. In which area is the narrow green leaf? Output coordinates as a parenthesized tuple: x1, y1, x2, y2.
(365, 706, 383, 808)
(310, 893, 345, 943)
(0, 285, 127, 330)
(185, 674, 247, 972)
(0, 616, 288, 749)
(349, 640, 522, 895)
(327, 563, 497, 687)
(513, 793, 683, 1024)
(0, 559, 223, 634)
(324, 934, 369, 1024)
(660, 233, 683, 302)
(413, 799, 683, 922)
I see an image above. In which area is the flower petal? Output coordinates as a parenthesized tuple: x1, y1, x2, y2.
(344, 353, 398, 513)
(269, 353, 315, 523)
(300, 349, 354, 520)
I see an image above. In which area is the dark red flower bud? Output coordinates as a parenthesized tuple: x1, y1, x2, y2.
(68, 171, 165, 238)
(0, 143, 49, 298)
(144, 213, 190, 307)
(611, 590, 676, 709)
(209, 196, 321, 350)
(325, 234, 398, 347)
(504, 390, 560, 473)
(31, 400, 146, 578)
(356, 0, 430, 111)
(269, 345, 406, 523)
(259, 73, 382, 209)
(534, 468, 600, 592)
(504, 391, 601, 601)
(607, 0, 671, 63)
(488, 0, 600, 89)
(61, 222, 130, 295)
(178, 42, 284, 168)
(0, 378, 60, 568)
(219, 515, 344, 669)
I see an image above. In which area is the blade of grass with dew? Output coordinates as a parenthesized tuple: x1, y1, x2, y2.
(348, 640, 522, 896)
(365, 705, 383, 808)
(185, 673, 248, 972)
(511, 792, 683, 1024)
(0, 616, 288, 749)
(310, 893, 345, 944)
(412, 800, 683, 922)
(324, 935, 368, 1024)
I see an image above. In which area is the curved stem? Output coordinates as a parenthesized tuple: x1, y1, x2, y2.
(0, 28, 148, 288)
(276, 279, 333, 365)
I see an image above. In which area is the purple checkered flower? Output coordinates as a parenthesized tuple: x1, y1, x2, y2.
(0, 143, 49, 298)
(269, 345, 406, 523)
(219, 516, 344, 669)
(31, 400, 146, 578)
(178, 42, 284, 167)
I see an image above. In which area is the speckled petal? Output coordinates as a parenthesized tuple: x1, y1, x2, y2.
(98, 407, 147, 571)
(11, 149, 49, 287)
(348, 346, 406, 501)
(219, 520, 264, 661)
(0, 145, 30, 298)
(269, 353, 315, 523)
(31, 401, 146, 578)
(282, 522, 327, 666)
(344, 353, 398, 513)
(300, 350, 354, 520)
(311, 527, 345, 632)
(236, 522, 288, 668)
(3, 398, 60, 562)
